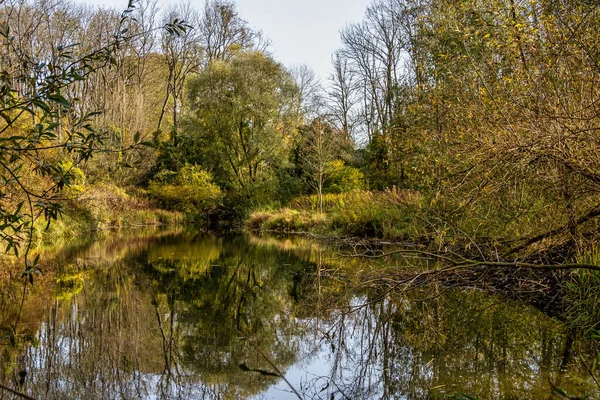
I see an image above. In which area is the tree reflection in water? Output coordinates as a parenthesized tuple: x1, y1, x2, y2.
(0, 232, 597, 399)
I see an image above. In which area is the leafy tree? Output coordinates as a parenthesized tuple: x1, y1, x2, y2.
(183, 50, 300, 191)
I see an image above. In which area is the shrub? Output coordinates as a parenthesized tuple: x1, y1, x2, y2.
(57, 160, 86, 197)
(325, 160, 364, 193)
(148, 164, 222, 214)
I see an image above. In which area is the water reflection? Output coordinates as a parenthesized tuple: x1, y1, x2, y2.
(0, 232, 597, 399)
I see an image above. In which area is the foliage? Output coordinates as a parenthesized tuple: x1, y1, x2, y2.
(148, 164, 222, 214)
(246, 209, 327, 232)
(324, 160, 364, 193)
(250, 188, 424, 239)
(290, 187, 420, 212)
(57, 160, 86, 197)
(183, 50, 300, 191)
(0, 0, 190, 263)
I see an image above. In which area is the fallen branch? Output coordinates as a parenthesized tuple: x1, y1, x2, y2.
(505, 205, 600, 256)
(337, 248, 600, 272)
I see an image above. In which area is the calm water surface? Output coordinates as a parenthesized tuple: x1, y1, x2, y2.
(0, 230, 598, 399)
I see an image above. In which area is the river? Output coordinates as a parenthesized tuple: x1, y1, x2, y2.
(0, 230, 597, 399)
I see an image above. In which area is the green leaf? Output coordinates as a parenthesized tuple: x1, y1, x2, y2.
(33, 99, 50, 112)
(47, 93, 71, 109)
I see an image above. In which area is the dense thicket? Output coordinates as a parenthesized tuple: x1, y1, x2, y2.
(330, 0, 600, 254)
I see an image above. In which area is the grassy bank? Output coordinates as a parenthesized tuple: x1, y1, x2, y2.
(32, 183, 188, 247)
(246, 188, 427, 241)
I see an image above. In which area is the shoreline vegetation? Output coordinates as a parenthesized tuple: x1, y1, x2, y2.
(31, 184, 188, 248)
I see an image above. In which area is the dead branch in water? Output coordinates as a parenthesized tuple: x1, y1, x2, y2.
(335, 248, 600, 272)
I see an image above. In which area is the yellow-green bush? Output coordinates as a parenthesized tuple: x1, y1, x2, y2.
(148, 165, 222, 214)
(325, 160, 364, 193)
(57, 160, 86, 197)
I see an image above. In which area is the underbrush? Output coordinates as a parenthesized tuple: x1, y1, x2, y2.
(247, 188, 426, 240)
(33, 183, 187, 244)
(246, 209, 328, 232)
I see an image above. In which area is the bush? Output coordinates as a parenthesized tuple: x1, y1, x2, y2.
(148, 164, 222, 214)
(327, 190, 423, 239)
(57, 160, 86, 197)
(325, 160, 364, 193)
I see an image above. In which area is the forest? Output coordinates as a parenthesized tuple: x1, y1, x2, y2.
(1, 0, 600, 398)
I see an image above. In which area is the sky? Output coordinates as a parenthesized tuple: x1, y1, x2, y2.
(80, 0, 372, 82)
(235, 0, 371, 81)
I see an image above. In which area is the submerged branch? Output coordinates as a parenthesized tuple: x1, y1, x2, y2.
(237, 329, 303, 400)
(337, 248, 600, 272)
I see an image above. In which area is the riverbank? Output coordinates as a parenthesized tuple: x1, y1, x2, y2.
(246, 188, 428, 241)
(246, 190, 600, 338)
(32, 183, 188, 248)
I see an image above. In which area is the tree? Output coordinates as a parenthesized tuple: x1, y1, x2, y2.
(297, 118, 342, 213)
(197, 0, 261, 63)
(157, 3, 199, 146)
(328, 50, 359, 143)
(184, 50, 300, 191)
(0, 0, 189, 269)
(289, 64, 323, 122)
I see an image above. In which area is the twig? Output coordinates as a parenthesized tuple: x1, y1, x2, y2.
(579, 355, 600, 389)
(0, 383, 37, 400)
(337, 248, 600, 272)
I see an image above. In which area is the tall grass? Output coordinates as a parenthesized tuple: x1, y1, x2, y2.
(564, 248, 600, 334)
(289, 187, 419, 212)
(247, 189, 425, 240)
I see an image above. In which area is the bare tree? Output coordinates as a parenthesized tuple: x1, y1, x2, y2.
(328, 50, 359, 144)
(300, 117, 341, 213)
(289, 64, 323, 122)
(157, 2, 201, 146)
(197, 0, 257, 62)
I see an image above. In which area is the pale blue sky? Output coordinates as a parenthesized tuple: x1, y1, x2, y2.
(81, 0, 371, 81)
(235, 0, 370, 80)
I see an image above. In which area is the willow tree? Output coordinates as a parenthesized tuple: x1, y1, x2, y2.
(184, 50, 300, 191)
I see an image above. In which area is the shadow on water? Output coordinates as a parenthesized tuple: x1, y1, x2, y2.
(0, 231, 598, 399)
